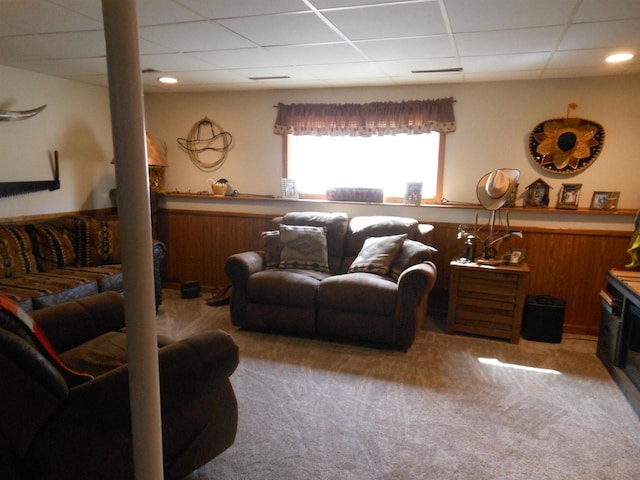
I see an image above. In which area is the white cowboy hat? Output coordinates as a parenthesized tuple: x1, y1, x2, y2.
(476, 168, 520, 210)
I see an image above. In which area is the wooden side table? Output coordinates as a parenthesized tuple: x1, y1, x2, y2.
(446, 260, 530, 343)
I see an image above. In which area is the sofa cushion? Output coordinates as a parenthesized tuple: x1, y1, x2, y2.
(318, 272, 397, 316)
(59, 331, 129, 379)
(248, 268, 330, 307)
(279, 212, 349, 273)
(0, 225, 39, 278)
(345, 216, 419, 258)
(388, 239, 437, 281)
(348, 234, 406, 276)
(261, 230, 281, 269)
(73, 216, 121, 266)
(30, 223, 77, 271)
(278, 225, 329, 273)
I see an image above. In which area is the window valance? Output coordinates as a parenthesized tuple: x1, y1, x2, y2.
(273, 97, 455, 136)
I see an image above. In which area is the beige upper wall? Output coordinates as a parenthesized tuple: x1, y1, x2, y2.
(0, 65, 113, 219)
(1, 64, 637, 231)
(146, 74, 639, 230)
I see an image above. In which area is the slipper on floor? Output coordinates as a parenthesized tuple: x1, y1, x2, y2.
(205, 285, 232, 306)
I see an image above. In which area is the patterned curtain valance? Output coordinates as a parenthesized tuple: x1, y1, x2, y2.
(273, 97, 455, 136)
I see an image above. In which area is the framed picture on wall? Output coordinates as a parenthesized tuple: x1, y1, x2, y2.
(590, 191, 620, 211)
(281, 178, 298, 199)
(556, 183, 582, 210)
(404, 182, 423, 205)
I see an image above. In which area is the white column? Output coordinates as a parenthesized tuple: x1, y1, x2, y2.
(101, 1, 164, 479)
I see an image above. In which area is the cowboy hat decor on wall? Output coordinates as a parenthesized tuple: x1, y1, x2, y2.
(476, 168, 520, 211)
(528, 109, 605, 175)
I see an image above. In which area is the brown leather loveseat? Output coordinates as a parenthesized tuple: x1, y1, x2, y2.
(0, 291, 238, 480)
(225, 212, 437, 350)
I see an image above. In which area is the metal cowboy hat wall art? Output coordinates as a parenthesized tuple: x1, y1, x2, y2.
(528, 103, 605, 174)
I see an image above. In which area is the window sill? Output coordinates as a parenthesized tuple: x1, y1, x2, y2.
(161, 191, 637, 216)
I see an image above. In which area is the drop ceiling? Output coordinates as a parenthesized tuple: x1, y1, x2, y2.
(1, 0, 639, 93)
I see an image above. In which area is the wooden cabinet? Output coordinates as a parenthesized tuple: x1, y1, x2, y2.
(446, 261, 530, 343)
(597, 269, 640, 416)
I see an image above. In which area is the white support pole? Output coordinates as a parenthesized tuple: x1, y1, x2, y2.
(101, 1, 164, 479)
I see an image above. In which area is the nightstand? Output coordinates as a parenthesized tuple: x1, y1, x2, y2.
(446, 260, 530, 343)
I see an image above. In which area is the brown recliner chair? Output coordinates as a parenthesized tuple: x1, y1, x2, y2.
(0, 291, 238, 480)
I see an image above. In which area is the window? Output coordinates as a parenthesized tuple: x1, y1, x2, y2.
(285, 132, 444, 203)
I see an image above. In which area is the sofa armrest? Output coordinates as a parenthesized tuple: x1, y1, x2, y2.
(393, 261, 438, 349)
(31, 291, 125, 354)
(225, 251, 266, 327)
(65, 329, 238, 424)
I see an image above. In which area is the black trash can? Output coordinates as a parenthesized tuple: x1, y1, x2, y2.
(521, 295, 565, 343)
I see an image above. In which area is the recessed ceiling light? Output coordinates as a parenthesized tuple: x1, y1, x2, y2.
(158, 76, 178, 84)
(605, 52, 634, 63)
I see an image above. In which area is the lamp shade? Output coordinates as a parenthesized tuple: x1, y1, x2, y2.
(146, 134, 167, 167)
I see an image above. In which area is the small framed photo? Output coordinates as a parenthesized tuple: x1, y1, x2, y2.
(281, 178, 298, 199)
(590, 191, 620, 211)
(556, 183, 582, 210)
(507, 248, 526, 266)
(404, 182, 423, 205)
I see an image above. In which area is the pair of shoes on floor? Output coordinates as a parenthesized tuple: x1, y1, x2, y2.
(205, 285, 232, 306)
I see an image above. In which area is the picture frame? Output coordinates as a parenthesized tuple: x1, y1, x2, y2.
(404, 182, 423, 205)
(506, 248, 526, 266)
(281, 178, 298, 199)
(556, 183, 582, 210)
(590, 191, 620, 211)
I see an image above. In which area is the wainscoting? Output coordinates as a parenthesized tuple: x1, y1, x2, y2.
(157, 208, 632, 336)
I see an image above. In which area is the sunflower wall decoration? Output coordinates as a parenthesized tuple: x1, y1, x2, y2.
(528, 104, 605, 174)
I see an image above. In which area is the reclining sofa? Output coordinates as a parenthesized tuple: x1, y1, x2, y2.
(0, 214, 165, 312)
(0, 291, 238, 480)
(225, 212, 437, 350)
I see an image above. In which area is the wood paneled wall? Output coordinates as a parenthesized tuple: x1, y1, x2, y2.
(158, 208, 633, 336)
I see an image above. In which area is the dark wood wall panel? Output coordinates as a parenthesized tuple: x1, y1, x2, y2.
(157, 209, 633, 336)
(157, 210, 276, 289)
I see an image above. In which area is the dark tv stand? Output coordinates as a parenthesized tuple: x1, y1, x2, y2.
(597, 270, 640, 418)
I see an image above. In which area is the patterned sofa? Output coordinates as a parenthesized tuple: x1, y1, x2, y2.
(0, 215, 165, 312)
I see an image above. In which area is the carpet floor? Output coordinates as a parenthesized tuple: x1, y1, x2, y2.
(155, 289, 640, 480)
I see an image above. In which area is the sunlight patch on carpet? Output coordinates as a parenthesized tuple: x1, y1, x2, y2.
(478, 357, 561, 375)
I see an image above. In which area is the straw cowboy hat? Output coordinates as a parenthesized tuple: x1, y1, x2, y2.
(476, 168, 520, 210)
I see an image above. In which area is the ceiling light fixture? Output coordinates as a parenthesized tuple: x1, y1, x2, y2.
(158, 76, 178, 84)
(605, 52, 634, 63)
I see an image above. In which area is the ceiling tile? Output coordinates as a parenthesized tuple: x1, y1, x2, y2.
(299, 61, 387, 79)
(559, 19, 640, 51)
(355, 35, 454, 61)
(266, 43, 367, 65)
(460, 53, 550, 73)
(573, 0, 640, 22)
(311, 0, 409, 8)
(140, 53, 219, 72)
(139, 21, 256, 52)
(455, 26, 564, 56)
(191, 48, 281, 69)
(175, 0, 310, 19)
(322, 2, 447, 40)
(218, 12, 343, 46)
(444, 0, 576, 32)
(0, 0, 102, 34)
(136, 0, 205, 25)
